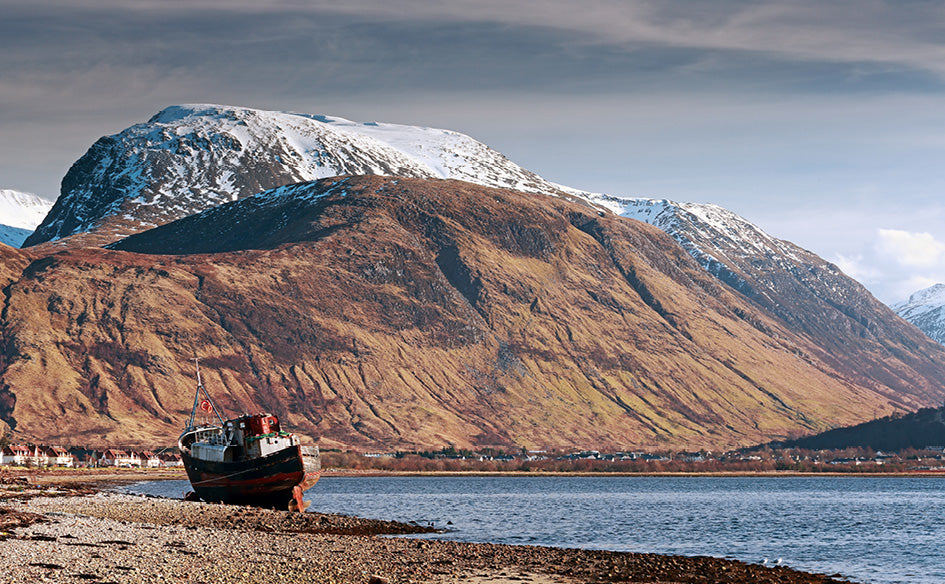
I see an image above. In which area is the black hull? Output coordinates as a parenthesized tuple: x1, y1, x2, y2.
(182, 444, 313, 507)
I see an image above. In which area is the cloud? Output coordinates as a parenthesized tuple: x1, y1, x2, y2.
(876, 229, 945, 268)
(834, 229, 945, 304)
(833, 253, 883, 284)
(235, 2, 945, 78)
(8, 1, 945, 79)
(430, 1, 945, 79)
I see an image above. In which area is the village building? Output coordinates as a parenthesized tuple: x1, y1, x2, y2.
(0, 444, 31, 466)
(46, 446, 75, 467)
(1, 444, 183, 468)
(141, 451, 163, 468)
(160, 452, 183, 467)
(100, 449, 140, 467)
(27, 445, 49, 467)
(68, 448, 104, 467)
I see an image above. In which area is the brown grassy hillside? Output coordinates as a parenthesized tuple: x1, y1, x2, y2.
(1, 176, 942, 450)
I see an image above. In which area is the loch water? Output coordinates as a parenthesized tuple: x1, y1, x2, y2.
(124, 476, 945, 584)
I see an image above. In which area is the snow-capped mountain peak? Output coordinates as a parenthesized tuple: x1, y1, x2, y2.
(891, 284, 945, 345)
(893, 283, 945, 315)
(34, 102, 811, 289)
(25, 103, 562, 246)
(0, 189, 53, 248)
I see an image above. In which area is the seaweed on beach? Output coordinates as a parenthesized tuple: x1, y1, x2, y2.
(0, 507, 47, 533)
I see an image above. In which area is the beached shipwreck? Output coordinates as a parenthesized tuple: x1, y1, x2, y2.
(178, 362, 320, 511)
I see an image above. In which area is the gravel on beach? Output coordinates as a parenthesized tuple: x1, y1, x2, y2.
(0, 475, 857, 584)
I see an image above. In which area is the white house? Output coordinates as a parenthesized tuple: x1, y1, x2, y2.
(101, 449, 133, 467)
(47, 446, 75, 467)
(142, 451, 162, 468)
(0, 444, 31, 466)
(27, 445, 49, 467)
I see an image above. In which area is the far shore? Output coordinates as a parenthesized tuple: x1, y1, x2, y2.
(5, 465, 945, 488)
(321, 468, 945, 478)
(0, 467, 858, 584)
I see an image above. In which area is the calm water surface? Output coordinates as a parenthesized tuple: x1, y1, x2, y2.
(124, 476, 945, 584)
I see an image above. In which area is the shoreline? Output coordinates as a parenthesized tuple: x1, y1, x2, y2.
(7, 466, 945, 483)
(0, 469, 860, 583)
(320, 468, 945, 478)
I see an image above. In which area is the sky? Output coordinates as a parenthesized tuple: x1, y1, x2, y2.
(1, 0, 944, 303)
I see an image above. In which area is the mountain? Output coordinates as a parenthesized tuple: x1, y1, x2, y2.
(9, 104, 945, 449)
(23, 105, 911, 352)
(24, 104, 568, 248)
(4, 175, 945, 451)
(0, 189, 53, 248)
(892, 284, 945, 345)
(23, 105, 937, 394)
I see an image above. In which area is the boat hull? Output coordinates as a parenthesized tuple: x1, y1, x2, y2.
(181, 444, 319, 507)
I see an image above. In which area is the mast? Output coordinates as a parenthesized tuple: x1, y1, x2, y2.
(187, 357, 226, 429)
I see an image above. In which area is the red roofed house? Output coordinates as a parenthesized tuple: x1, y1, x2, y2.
(1, 444, 31, 466)
(28, 445, 49, 467)
(47, 446, 75, 468)
(160, 452, 183, 467)
(101, 449, 131, 467)
(141, 451, 162, 468)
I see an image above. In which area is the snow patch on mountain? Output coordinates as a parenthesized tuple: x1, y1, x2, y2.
(578, 193, 816, 296)
(892, 284, 945, 344)
(592, 195, 796, 260)
(0, 189, 53, 247)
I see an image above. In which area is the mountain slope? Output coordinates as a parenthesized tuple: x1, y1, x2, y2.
(586, 197, 942, 405)
(5, 176, 944, 449)
(892, 284, 945, 345)
(0, 189, 53, 248)
(14, 104, 945, 449)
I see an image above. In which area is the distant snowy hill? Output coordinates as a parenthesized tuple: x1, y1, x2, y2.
(892, 284, 945, 345)
(0, 189, 53, 247)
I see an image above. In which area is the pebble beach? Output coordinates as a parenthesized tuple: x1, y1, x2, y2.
(0, 471, 857, 584)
